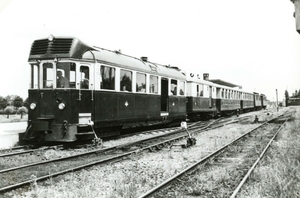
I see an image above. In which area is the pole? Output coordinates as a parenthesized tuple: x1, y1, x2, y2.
(276, 89, 278, 112)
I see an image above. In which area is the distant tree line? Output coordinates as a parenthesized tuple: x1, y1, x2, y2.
(285, 89, 300, 99)
(0, 95, 28, 118)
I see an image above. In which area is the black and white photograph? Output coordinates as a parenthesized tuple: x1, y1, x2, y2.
(0, 0, 299, 197)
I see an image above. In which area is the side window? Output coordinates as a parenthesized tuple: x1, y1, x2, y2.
(149, 75, 158, 94)
(136, 73, 146, 93)
(199, 84, 204, 96)
(178, 81, 185, 95)
(101, 66, 115, 90)
(80, 66, 89, 89)
(31, 64, 39, 89)
(120, 69, 132, 92)
(170, 79, 177, 95)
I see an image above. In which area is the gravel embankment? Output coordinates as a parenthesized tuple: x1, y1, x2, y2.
(5, 109, 284, 198)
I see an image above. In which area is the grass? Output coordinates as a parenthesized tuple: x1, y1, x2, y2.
(0, 114, 27, 123)
(238, 107, 300, 198)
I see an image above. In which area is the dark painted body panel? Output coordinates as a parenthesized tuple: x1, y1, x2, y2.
(220, 99, 240, 111)
(186, 97, 218, 113)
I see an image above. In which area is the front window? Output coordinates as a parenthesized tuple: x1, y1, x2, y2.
(42, 63, 54, 88)
(56, 62, 76, 88)
(40, 62, 76, 89)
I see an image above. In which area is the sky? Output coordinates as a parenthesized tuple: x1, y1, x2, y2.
(0, 0, 299, 102)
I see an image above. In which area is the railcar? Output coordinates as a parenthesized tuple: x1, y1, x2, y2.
(23, 35, 187, 144)
(240, 91, 254, 112)
(253, 92, 263, 110)
(287, 97, 300, 106)
(261, 94, 268, 109)
(216, 85, 242, 116)
(185, 73, 219, 120)
(185, 73, 253, 119)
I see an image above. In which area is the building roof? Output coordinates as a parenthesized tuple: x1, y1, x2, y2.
(208, 79, 242, 88)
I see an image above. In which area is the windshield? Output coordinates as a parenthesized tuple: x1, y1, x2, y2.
(32, 62, 76, 89)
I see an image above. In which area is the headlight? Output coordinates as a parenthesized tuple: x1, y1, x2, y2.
(30, 103, 36, 110)
(58, 103, 66, 110)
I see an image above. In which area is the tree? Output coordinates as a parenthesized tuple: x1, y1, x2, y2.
(17, 106, 28, 119)
(0, 96, 8, 110)
(23, 97, 29, 109)
(4, 106, 14, 118)
(13, 96, 23, 108)
(285, 90, 289, 107)
(5, 95, 15, 106)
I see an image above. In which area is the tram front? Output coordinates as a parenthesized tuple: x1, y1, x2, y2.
(24, 35, 94, 144)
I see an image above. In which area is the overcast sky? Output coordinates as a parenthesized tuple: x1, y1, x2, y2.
(0, 0, 299, 102)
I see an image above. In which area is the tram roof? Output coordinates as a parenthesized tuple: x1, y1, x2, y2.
(83, 48, 185, 80)
(28, 35, 185, 80)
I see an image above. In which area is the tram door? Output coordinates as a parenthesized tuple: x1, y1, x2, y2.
(161, 78, 169, 112)
(78, 65, 93, 114)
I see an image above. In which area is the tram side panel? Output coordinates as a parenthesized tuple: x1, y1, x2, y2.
(168, 96, 187, 120)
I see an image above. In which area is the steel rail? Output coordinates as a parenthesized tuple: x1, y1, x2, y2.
(0, 115, 241, 193)
(0, 122, 204, 174)
(230, 116, 291, 198)
(0, 126, 200, 192)
(0, 146, 25, 152)
(0, 145, 63, 158)
(137, 114, 284, 198)
(0, 113, 258, 193)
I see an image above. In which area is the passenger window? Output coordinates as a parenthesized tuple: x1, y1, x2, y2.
(120, 69, 132, 92)
(199, 84, 203, 96)
(136, 73, 146, 93)
(170, 79, 177, 95)
(178, 81, 185, 95)
(100, 66, 115, 90)
(149, 75, 158, 94)
(80, 66, 89, 89)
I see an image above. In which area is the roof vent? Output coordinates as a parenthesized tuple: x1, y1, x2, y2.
(141, 57, 148, 62)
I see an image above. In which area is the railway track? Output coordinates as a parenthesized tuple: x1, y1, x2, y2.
(0, 112, 255, 194)
(137, 112, 292, 198)
(0, 145, 63, 158)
